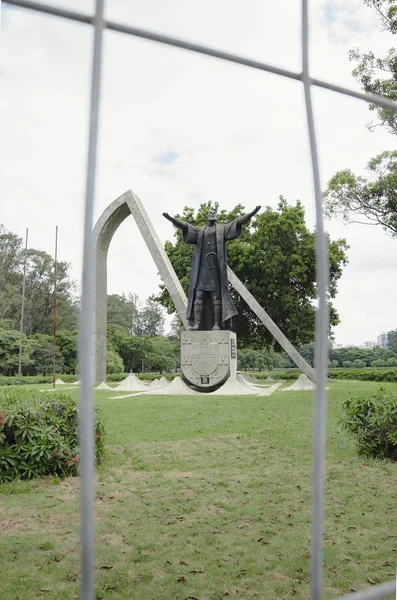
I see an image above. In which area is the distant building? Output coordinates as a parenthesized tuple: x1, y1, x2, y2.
(363, 341, 376, 349)
(377, 332, 389, 349)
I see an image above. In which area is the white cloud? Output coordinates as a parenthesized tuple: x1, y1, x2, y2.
(1, 0, 396, 346)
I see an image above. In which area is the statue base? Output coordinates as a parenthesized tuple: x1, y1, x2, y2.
(181, 330, 237, 392)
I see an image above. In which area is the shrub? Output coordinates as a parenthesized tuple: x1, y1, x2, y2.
(0, 389, 105, 482)
(342, 387, 397, 460)
(353, 359, 366, 368)
(371, 359, 386, 368)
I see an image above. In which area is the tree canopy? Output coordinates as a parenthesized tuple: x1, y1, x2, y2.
(324, 151, 397, 236)
(157, 199, 349, 348)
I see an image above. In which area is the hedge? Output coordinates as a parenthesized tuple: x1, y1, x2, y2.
(328, 369, 397, 382)
(0, 388, 105, 482)
(250, 369, 397, 382)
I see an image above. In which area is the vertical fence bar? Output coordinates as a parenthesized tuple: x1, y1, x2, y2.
(301, 2, 329, 599)
(17, 228, 28, 387)
(78, 1, 104, 599)
(52, 225, 58, 388)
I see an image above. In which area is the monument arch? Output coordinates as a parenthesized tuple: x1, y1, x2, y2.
(93, 190, 315, 384)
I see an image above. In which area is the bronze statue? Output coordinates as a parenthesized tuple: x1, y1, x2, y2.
(163, 206, 260, 331)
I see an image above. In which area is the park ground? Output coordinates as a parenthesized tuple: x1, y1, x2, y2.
(0, 380, 396, 600)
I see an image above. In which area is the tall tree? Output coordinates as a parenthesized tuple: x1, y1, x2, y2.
(157, 200, 348, 348)
(0, 226, 23, 327)
(23, 249, 76, 336)
(107, 293, 137, 333)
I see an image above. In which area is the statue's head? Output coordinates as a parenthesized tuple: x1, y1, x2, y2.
(207, 209, 217, 223)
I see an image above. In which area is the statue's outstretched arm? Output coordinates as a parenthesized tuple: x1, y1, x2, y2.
(237, 205, 261, 225)
(163, 212, 188, 232)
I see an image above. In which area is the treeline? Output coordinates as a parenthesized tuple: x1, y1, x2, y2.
(0, 293, 179, 376)
(286, 342, 397, 369)
(0, 223, 181, 376)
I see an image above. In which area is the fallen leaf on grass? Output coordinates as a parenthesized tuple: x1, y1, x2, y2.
(177, 576, 187, 583)
(99, 565, 113, 570)
(179, 560, 188, 565)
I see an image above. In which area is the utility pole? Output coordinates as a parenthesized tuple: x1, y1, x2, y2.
(17, 228, 28, 387)
(52, 225, 58, 388)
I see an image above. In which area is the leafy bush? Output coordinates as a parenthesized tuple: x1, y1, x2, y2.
(342, 388, 397, 460)
(371, 359, 386, 368)
(0, 389, 105, 482)
(342, 360, 353, 368)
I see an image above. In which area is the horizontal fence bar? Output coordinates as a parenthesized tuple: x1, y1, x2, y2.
(4, 0, 397, 114)
(335, 580, 396, 600)
(3, 0, 92, 23)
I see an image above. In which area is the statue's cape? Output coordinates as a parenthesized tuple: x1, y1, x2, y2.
(183, 219, 242, 327)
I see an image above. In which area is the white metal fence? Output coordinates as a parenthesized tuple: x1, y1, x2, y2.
(3, 1, 397, 599)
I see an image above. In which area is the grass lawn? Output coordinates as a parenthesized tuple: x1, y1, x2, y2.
(1, 381, 396, 599)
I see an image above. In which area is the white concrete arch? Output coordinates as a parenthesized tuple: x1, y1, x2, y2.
(93, 189, 188, 383)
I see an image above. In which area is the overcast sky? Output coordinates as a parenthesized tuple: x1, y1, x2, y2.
(1, 0, 396, 346)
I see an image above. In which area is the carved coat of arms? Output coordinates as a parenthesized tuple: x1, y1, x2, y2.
(181, 331, 231, 390)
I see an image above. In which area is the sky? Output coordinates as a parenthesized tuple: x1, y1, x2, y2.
(1, 0, 396, 346)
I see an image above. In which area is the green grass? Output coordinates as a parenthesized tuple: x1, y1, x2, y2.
(1, 381, 397, 599)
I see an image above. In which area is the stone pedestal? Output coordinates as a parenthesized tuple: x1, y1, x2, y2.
(181, 330, 237, 392)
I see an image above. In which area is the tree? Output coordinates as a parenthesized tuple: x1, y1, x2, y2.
(139, 297, 165, 337)
(0, 225, 77, 337)
(371, 358, 386, 367)
(387, 328, 397, 353)
(29, 334, 65, 375)
(0, 326, 30, 376)
(56, 330, 78, 374)
(157, 200, 348, 348)
(342, 361, 353, 368)
(324, 151, 397, 236)
(23, 249, 76, 336)
(349, 1, 397, 135)
(0, 226, 23, 328)
(324, 2, 397, 232)
(353, 359, 366, 368)
(130, 296, 165, 338)
(107, 293, 136, 333)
